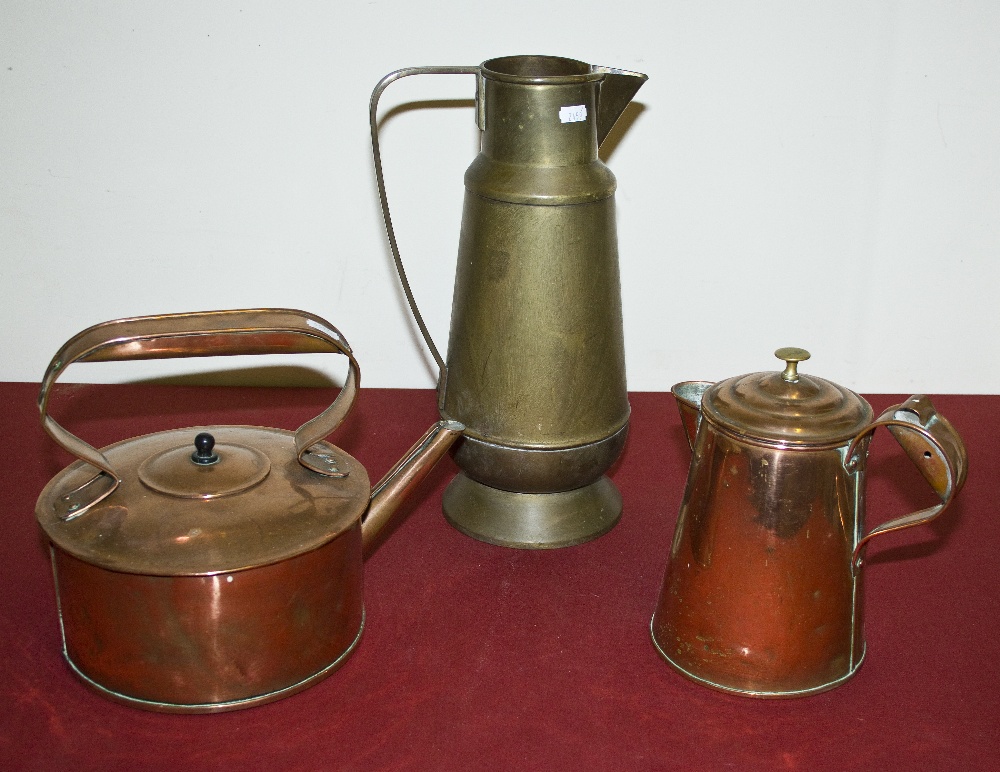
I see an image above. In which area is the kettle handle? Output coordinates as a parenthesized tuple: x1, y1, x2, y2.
(369, 65, 481, 398)
(845, 395, 968, 569)
(38, 308, 362, 519)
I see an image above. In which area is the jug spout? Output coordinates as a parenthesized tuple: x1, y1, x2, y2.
(671, 382, 714, 452)
(362, 420, 464, 551)
(593, 66, 648, 146)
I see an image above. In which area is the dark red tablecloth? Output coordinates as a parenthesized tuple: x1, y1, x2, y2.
(1, 383, 996, 770)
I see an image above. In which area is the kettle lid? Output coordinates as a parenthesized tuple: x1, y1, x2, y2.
(701, 348, 873, 446)
(36, 425, 371, 576)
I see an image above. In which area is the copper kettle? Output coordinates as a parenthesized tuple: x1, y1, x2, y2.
(35, 309, 463, 712)
(651, 348, 968, 697)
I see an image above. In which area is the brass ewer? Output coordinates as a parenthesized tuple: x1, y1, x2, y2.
(370, 55, 647, 548)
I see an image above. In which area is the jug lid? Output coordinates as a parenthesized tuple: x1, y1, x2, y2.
(36, 425, 371, 576)
(701, 348, 873, 446)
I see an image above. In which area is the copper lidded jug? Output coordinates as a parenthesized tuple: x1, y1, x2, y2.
(651, 348, 968, 697)
(370, 55, 646, 548)
(35, 309, 463, 712)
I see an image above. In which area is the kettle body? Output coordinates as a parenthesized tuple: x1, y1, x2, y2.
(371, 55, 646, 548)
(651, 349, 968, 697)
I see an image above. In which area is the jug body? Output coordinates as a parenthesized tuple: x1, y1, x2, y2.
(651, 426, 870, 696)
(370, 55, 646, 549)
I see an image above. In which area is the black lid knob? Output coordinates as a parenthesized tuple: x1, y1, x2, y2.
(191, 432, 220, 465)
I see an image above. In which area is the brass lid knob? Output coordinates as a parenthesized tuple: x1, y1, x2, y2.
(775, 347, 811, 382)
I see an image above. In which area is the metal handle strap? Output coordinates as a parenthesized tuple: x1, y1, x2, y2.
(846, 394, 968, 568)
(369, 65, 480, 387)
(39, 308, 362, 515)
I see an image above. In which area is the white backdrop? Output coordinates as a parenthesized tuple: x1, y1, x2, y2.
(3, 2, 997, 393)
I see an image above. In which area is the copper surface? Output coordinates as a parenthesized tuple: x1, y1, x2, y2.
(700, 351, 874, 446)
(651, 430, 865, 696)
(37, 427, 370, 576)
(37, 309, 362, 519)
(363, 418, 466, 551)
(52, 525, 364, 712)
(654, 352, 968, 697)
(36, 309, 463, 712)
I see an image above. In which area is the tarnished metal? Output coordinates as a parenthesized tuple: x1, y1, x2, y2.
(370, 55, 647, 548)
(36, 309, 463, 712)
(651, 349, 968, 697)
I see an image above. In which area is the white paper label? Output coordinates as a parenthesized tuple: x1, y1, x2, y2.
(559, 104, 587, 123)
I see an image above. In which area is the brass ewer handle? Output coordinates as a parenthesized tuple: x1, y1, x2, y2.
(38, 308, 362, 520)
(846, 395, 969, 569)
(369, 65, 481, 392)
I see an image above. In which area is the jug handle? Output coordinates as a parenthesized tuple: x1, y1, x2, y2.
(369, 66, 481, 399)
(38, 308, 361, 520)
(844, 395, 968, 569)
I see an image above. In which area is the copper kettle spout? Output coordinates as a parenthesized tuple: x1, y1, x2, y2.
(592, 66, 648, 146)
(671, 381, 714, 451)
(362, 420, 464, 551)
